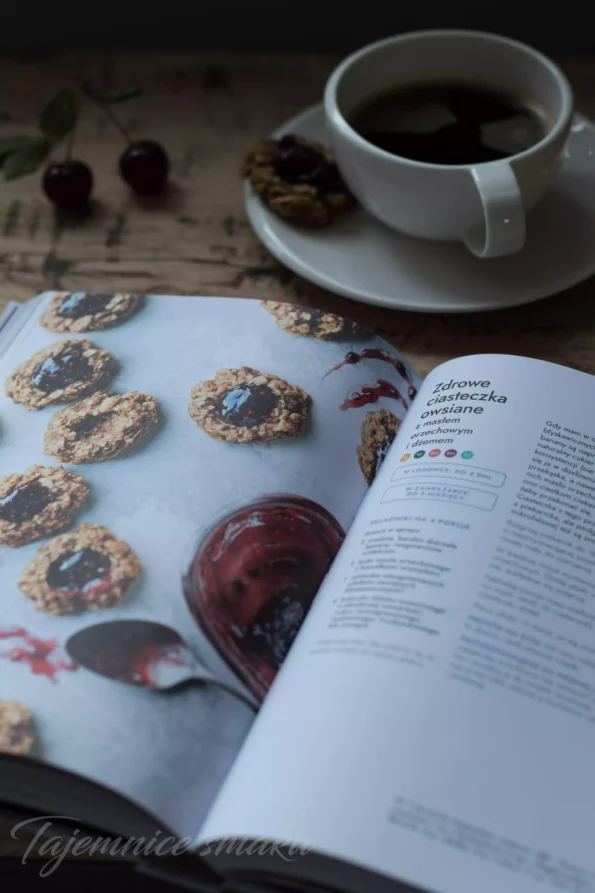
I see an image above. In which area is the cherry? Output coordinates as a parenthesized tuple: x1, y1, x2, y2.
(42, 161, 93, 211)
(119, 141, 169, 194)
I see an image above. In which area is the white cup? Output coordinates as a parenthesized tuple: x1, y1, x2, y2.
(324, 30, 574, 258)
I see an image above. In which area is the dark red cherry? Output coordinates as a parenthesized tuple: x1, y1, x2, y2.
(119, 141, 169, 194)
(42, 161, 93, 211)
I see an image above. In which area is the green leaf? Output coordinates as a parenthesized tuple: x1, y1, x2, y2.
(40, 89, 78, 140)
(82, 80, 142, 103)
(0, 135, 42, 161)
(3, 137, 50, 180)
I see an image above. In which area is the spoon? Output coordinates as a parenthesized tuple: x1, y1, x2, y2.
(66, 620, 258, 709)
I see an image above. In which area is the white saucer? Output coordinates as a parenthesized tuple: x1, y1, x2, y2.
(245, 104, 595, 313)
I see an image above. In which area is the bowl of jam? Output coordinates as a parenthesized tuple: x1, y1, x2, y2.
(183, 495, 345, 702)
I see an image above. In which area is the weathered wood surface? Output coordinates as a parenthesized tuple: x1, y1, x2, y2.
(1, 54, 595, 380)
(0, 52, 595, 859)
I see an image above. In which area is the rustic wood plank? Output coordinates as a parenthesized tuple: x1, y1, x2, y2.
(0, 53, 594, 381)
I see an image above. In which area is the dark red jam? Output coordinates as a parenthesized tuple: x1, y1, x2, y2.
(215, 384, 277, 428)
(325, 349, 414, 388)
(0, 481, 50, 523)
(68, 413, 110, 436)
(31, 342, 92, 392)
(272, 136, 342, 192)
(341, 379, 407, 411)
(57, 293, 113, 319)
(47, 549, 111, 598)
(184, 495, 345, 701)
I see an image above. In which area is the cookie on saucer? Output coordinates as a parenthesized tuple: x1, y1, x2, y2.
(241, 135, 352, 228)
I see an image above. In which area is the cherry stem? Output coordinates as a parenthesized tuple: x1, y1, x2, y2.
(84, 89, 132, 144)
(65, 125, 75, 161)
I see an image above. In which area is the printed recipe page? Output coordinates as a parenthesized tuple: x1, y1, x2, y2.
(200, 354, 595, 893)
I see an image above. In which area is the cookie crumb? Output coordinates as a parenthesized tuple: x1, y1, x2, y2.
(0, 700, 36, 756)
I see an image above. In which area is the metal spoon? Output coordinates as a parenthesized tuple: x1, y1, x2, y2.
(66, 619, 258, 709)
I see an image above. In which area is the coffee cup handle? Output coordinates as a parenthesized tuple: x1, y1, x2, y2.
(463, 163, 525, 259)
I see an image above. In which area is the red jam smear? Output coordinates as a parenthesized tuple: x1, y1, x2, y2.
(341, 379, 408, 411)
(0, 628, 78, 682)
(325, 349, 417, 401)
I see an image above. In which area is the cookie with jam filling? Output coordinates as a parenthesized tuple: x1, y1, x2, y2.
(5, 339, 116, 410)
(189, 367, 311, 443)
(357, 408, 401, 485)
(0, 465, 89, 548)
(43, 391, 160, 463)
(18, 523, 141, 615)
(261, 300, 361, 340)
(40, 292, 141, 334)
(241, 134, 353, 227)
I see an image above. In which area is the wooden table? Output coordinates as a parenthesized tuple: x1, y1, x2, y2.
(1, 50, 595, 864)
(1, 53, 595, 381)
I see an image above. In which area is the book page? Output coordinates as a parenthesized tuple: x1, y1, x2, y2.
(0, 292, 418, 840)
(199, 354, 595, 893)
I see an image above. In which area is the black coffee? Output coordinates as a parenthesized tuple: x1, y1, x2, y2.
(350, 81, 551, 165)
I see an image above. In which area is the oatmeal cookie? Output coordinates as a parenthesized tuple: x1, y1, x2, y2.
(189, 367, 311, 443)
(40, 292, 141, 334)
(0, 465, 89, 548)
(43, 391, 160, 464)
(357, 409, 401, 486)
(241, 134, 352, 228)
(0, 701, 36, 756)
(5, 339, 116, 410)
(261, 301, 361, 340)
(18, 523, 141, 615)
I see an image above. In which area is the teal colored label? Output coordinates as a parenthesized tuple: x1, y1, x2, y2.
(461, 450, 474, 459)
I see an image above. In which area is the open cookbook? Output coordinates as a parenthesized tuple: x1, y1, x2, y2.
(1, 292, 595, 893)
